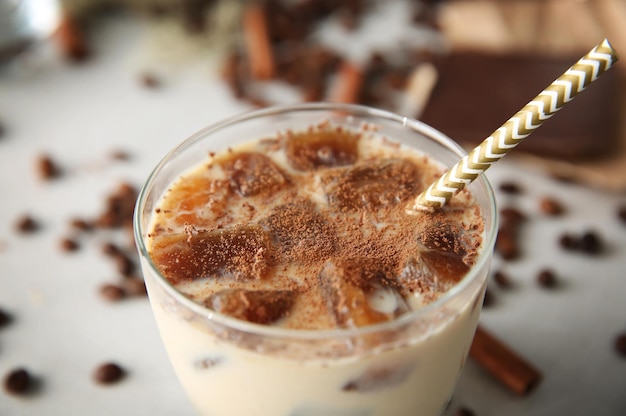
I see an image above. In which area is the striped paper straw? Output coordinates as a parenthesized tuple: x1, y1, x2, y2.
(409, 38, 619, 213)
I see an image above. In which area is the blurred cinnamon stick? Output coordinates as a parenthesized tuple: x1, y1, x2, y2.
(470, 325, 542, 395)
(243, 3, 275, 80)
(330, 61, 364, 104)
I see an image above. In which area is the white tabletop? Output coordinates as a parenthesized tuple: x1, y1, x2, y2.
(1, 8, 625, 416)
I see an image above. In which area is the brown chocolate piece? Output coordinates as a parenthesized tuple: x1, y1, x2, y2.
(420, 52, 621, 160)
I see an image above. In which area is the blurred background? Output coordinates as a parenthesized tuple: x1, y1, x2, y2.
(1, 1, 625, 415)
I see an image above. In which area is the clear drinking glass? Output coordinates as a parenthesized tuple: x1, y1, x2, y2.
(134, 103, 498, 416)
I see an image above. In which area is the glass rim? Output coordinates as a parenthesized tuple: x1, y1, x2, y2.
(134, 102, 498, 341)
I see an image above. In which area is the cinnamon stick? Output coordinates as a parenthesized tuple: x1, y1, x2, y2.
(54, 12, 89, 62)
(242, 3, 275, 80)
(330, 61, 364, 104)
(470, 325, 542, 395)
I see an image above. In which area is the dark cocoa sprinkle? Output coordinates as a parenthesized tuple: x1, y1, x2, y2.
(36, 154, 61, 180)
(60, 237, 80, 252)
(539, 197, 564, 216)
(580, 231, 603, 254)
(4, 368, 32, 395)
(559, 233, 579, 251)
(15, 215, 39, 233)
(614, 333, 626, 358)
(0, 307, 12, 328)
(93, 362, 125, 385)
(618, 205, 626, 224)
(498, 181, 522, 195)
(455, 407, 476, 416)
(99, 283, 126, 302)
(493, 270, 512, 289)
(537, 269, 558, 288)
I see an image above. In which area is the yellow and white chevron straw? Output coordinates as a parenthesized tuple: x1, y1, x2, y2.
(409, 38, 619, 213)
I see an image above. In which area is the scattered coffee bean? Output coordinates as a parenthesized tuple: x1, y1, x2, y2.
(0, 307, 12, 328)
(499, 207, 526, 225)
(558, 233, 579, 251)
(36, 154, 61, 180)
(93, 362, 125, 385)
(110, 149, 131, 161)
(579, 231, 603, 254)
(493, 270, 512, 289)
(70, 217, 93, 231)
(539, 197, 564, 216)
(455, 407, 476, 416)
(0, 120, 6, 138)
(115, 253, 136, 277)
(15, 214, 39, 233)
(60, 237, 79, 252)
(4, 368, 32, 395)
(140, 72, 160, 89)
(99, 283, 126, 302)
(614, 333, 626, 358)
(102, 242, 122, 257)
(495, 230, 519, 261)
(121, 277, 147, 297)
(537, 269, 558, 288)
(498, 181, 522, 195)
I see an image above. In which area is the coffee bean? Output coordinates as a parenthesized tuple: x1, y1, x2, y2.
(537, 269, 558, 288)
(539, 197, 564, 216)
(0, 307, 12, 328)
(498, 181, 522, 195)
(60, 237, 80, 252)
(15, 215, 39, 234)
(499, 207, 526, 226)
(614, 333, 626, 358)
(493, 270, 512, 289)
(580, 231, 603, 254)
(455, 407, 476, 416)
(4, 368, 32, 395)
(495, 230, 519, 261)
(93, 362, 125, 384)
(99, 283, 126, 302)
(122, 277, 147, 297)
(558, 233, 579, 251)
(36, 154, 61, 180)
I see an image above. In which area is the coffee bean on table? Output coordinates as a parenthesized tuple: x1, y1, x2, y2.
(0, 307, 12, 328)
(614, 333, 626, 358)
(537, 269, 558, 288)
(4, 368, 33, 395)
(93, 362, 125, 385)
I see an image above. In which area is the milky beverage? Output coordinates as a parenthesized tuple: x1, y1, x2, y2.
(137, 106, 495, 416)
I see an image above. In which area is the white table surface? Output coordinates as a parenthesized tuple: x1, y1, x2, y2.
(1, 7, 625, 416)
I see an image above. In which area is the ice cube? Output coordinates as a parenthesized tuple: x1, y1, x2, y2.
(221, 152, 289, 197)
(399, 250, 469, 295)
(204, 289, 296, 325)
(285, 127, 360, 171)
(260, 200, 337, 262)
(324, 159, 419, 211)
(342, 362, 415, 393)
(149, 225, 271, 283)
(318, 258, 409, 328)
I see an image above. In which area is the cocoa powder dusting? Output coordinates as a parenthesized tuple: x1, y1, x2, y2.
(147, 126, 484, 328)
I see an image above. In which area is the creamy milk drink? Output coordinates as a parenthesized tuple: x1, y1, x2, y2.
(135, 103, 497, 416)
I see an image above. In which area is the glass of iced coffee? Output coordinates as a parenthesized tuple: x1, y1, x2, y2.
(134, 103, 497, 416)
